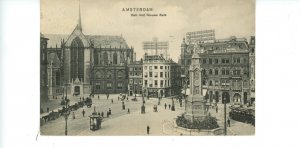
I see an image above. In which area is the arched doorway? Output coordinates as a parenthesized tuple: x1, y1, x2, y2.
(222, 92, 230, 104)
(233, 93, 241, 103)
(74, 86, 80, 95)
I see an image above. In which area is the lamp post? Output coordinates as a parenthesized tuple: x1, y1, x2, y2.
(63, 110, 70, 136)
(222, 92, 229, 135)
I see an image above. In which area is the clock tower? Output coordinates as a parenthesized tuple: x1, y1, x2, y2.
(184, 51, 207, 122)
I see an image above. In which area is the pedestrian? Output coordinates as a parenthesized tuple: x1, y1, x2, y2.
(168, 104, 171, 109)
(227, 118, 230, 127)
(101, 112, 104, 117)
(82, 109, 85, 117)
(111, 99, 113, 104)
(118, 96, 120, 101)
(164, 103, 167, 109)
(98, 95, 99, 100)
(128, 108, 130, 114)
(109, 108, 112, 115)
(47, 107, 49, 113)
(107, 111, 109, 118)
(127, 96, 128, 101)
(72, 112, 75, 119)
(147, 125, 150, 135)
(216, 105, 218, 113)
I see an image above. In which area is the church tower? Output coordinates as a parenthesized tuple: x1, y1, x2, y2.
(63, 0, 92, 96)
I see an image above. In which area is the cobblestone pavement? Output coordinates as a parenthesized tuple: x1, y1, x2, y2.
(40, 94, 254, 136)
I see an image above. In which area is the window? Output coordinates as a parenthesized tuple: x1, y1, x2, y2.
(149, 72, 152, 77)
(154, 72, 158, 78)
(222, 69, 225, 75)
(165, 66, 167, 69)
(149, 66, 152, 70)
(215, 59, 219, 64)
(160, 72, 163, 78)
(165, 80, 167, 86)
(139, 79, 142, 84)
(215, 80, 219, 86)
(144, 80, 148, 86)
(202, 69, 206, 75)
(96, 85, 100, 90)
(209, 80, 213, 86)
(165, 72, 167, 78)
(237, 58, 240, 63)
(226, 59, 230, 63)
(113, 52, 117, 64)
(117, 83, 123, 89)
(209, 69, 213, 75)
(209, 58, 212, 64)
(154, 80, 158, 86)
(203, 59, 206, 64)
(106, 83, 112, 89)
(144, 72, 148, 77)
(160, 66, 163, 69)
(144, 66, 147, 70)
(130, 79, 133, 84)
(103, 52, 108, 65)
(134, 79, 138, 84)
(55, 71, 60, 85)
(202, 80, 206, 85)
(154, 66, 158, 69)
(160, 80, 163, 87)
(215, 69, 218, 75)
(226, 69, 230, 75)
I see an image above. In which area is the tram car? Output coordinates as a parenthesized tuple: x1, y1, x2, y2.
(229, 106, 255, 126)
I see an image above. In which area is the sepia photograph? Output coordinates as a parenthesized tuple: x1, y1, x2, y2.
(40, 0, 255, 136)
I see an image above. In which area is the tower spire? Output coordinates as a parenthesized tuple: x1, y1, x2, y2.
(77, 0, 82, 31)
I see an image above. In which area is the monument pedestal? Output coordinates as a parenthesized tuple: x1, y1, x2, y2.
(184, 94, 207, 122)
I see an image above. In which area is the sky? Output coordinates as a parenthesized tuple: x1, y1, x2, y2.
(41, 0, 255, 61)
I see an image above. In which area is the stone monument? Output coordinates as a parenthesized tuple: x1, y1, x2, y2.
(184, 51, 208, 122)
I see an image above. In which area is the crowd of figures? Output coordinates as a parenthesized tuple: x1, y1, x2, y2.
(40, 93, 131, 126)
(40, 96, 94, 126)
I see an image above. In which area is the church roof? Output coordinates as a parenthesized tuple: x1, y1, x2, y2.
(44, 34, 129, 49)
(86, 35, 129, 49)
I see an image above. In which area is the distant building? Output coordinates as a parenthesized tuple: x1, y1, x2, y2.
(128, 60, 143, 96)
(186, 29, 215, 44)
(143, 38, 169, 59)
(249, 36, 255, 104)
(143, 55, 181, 98)
(40, 33, 49, 100)
(179, 36, 254, 105)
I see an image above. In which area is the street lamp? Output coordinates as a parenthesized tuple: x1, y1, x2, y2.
(222, 92, 230, 135)
(63, 110, 70, 136)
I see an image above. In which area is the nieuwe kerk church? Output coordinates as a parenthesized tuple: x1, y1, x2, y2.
(41, 5, 135, 100)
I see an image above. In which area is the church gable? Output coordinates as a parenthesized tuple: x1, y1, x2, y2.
(65, 29, 90, 48)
